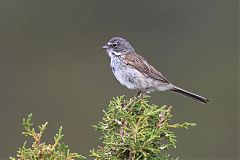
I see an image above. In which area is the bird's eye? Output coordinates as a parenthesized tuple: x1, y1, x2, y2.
(112, 43, 117, 47)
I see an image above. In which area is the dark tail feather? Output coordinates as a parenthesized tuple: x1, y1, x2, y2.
(171, 87, 209, 104)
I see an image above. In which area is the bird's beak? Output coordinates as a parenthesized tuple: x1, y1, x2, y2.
(102, 44, 108, 49)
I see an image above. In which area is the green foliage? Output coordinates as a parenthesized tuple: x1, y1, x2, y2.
(10, 113, 86, 160)
(90, 96, 196, 160)
(10, 96, 196, 160)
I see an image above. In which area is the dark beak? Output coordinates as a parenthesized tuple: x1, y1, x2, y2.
(102, 44, 108, 49)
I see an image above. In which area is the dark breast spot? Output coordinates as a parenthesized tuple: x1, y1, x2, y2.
(128, 77, 134, 83)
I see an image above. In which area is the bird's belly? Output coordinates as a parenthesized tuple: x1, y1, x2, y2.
(110, 57, 170, 92)
(111, 64, 152, 90)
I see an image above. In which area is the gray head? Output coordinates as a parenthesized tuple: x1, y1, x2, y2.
(102, 37, 135, 56)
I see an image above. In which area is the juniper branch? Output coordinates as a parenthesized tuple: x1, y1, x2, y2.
(90, 96, 196, 160)
(10, 113, 86, 160)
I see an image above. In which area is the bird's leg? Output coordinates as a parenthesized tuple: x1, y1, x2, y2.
(122, 91, 138, 108)
(138, 90, 147, 98)
(133, 91, 142, 99)
(131, 91, 145, 102)
(127, 91, 140, 103)
(122, 91, 142, 108)
(138, 91, 143, 98)
(123, 90, 147, 108)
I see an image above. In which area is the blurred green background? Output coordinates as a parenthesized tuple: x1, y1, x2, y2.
(0, 0, 238, 159)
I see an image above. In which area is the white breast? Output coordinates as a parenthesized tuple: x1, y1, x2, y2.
(108, 52, 172, 92)
(110, 55, 151, 90)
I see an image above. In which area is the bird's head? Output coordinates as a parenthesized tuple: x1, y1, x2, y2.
(102, 37, 134, 57)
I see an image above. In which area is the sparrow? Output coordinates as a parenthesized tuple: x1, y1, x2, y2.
(102, 37, 209, 104)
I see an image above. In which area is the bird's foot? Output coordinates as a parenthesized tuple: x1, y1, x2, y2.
(121, 91, 147, 108)
(121, 90, 148, 108)
(137, 91, 147, 99)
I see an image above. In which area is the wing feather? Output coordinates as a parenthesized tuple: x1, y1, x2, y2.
(124, 53, 170, 84)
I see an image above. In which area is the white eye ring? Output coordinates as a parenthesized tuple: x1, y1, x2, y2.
(112, 43, 117, 47)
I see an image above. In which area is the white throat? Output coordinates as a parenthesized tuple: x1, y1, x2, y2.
(107, 50, 122, 58)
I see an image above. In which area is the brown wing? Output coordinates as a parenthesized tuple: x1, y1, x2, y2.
(124, 52, 170, 84)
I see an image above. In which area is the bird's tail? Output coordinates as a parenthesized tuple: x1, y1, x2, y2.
(170, 86, 209, 104)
